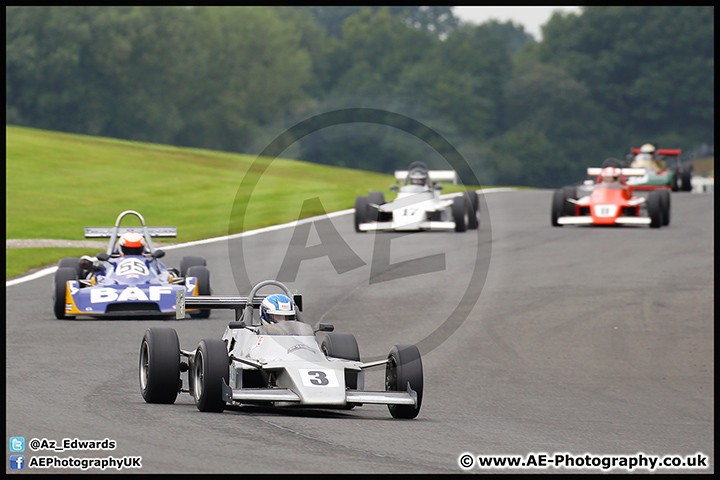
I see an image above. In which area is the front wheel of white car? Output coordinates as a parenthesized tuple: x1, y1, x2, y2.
(386, 344, 423, 419)
(193, 338, 229, 413)
(452, 196, 467, 232)
(139, 327, 180, 404)
(465, 190, 479, 230)
(354, 196, 368, 232)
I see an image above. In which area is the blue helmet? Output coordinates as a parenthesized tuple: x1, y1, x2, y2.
(260, 294, 296, 324)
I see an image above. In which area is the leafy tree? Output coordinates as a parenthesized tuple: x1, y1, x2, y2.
(539, 6, 714, 148)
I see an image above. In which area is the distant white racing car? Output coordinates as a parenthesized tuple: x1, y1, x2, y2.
(354, 161, 478, 232)
(139, 280, 424, 419)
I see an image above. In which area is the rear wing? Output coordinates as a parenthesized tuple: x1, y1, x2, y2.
(630, 148, 681, 156)
(394, 170, 458, 184)
(588, 167, 647, 177)
(176, 290, 303, 321)
(84, 210, 176, 255)
(84, 227, 177, 238)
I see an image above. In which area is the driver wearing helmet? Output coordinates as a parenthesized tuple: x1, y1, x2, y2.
(408, 169, 428, 187)
(599, 166, 624, 188)
(260, 294, 297, 324)
(632, 143, 665, 172)
(118, 231, 146, 256)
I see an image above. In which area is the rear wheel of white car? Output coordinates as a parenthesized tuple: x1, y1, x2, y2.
(354, 196, 368, 232)
(648, 191, 663, 228)
(53, 267, 78, 319)
(321, 333, 360, 390)
(452, 196, 467, 232)
(139, 327, 181, 404)
(465, 190, 479, 230)
(551, 189, 566, 227)
(193, 338, 229, 413)
(659, 189, 671, 226)
(186, 265, 211, 319)
(368, 191, 384, 205)
(386, 345, 423, 419)
(180, 256, 206, 277)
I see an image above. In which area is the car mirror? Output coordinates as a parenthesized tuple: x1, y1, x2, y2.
(96, 252, 110, 261)
(434, 184, 443, 190)
(228, 321, 246, 329)
(316, 323, 334, 333)
(389, 184, 398, 191)
(152, 249, 165, 259)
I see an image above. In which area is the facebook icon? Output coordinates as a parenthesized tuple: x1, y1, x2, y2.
(10, 455, 25, 470)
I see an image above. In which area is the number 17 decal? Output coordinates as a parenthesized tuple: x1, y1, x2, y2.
(299, 369, 339, 387)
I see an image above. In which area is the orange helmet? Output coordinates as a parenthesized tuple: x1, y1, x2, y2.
(119, 231, 145, 255)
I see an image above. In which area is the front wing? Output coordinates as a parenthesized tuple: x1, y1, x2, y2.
(358, 220, 456, 231)
(557, 216, 651, 226)
(221, 380, 417, 407)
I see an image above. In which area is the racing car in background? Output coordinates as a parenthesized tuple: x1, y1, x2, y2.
(552, 166, 670, 228)
(354, 161, 478, 232)
(53, 210, 211, 319)
(139, 280, 424, 419)
(624, 143, 693, 192)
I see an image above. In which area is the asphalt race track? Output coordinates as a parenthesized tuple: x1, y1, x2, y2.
(5, 189, 714, 474)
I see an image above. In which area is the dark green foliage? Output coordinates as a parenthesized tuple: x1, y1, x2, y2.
(6, 6, 714, 187)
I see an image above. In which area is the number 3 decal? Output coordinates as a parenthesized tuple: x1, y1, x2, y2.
(307, 371, 329, 385)
(299, 369, 338, 387)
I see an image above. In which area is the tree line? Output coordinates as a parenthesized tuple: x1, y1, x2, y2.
(6, 6, 714, 187)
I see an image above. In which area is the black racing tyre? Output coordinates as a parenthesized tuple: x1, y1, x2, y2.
(139, 327, 181, 404)
(321, 333, 361, 391)
(53, 267, 78, 319)
(187, 265, 212, 319)
(354, 196, 368, 232)
(368, 191, 385, 206)
(562, 186, 577, 216)
(680, 165, 693, 192)
(551, 189, 566, 227)
(58, 257, 83, 278)
(659, 189, 671, 226)
(386, 344, 423, 419)
(452, 195, 467, 232)
(647, 191, 662, 228)
(670, 168, 680, 192)
(180, 256, 206, 277)
(193, 338, 229, 412)
(465, 190, 479, 230)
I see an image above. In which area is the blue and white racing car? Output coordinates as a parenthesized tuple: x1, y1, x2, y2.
(52, 210, 211, 319)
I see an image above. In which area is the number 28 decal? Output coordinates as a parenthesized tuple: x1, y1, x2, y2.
(299, 369, 339, 387)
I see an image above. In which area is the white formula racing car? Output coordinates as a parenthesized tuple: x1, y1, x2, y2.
(139, 280, 424, 419)
(355, 161, 478, 232)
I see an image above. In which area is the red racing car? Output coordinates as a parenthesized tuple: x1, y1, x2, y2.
(552, 166, 670, 228)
